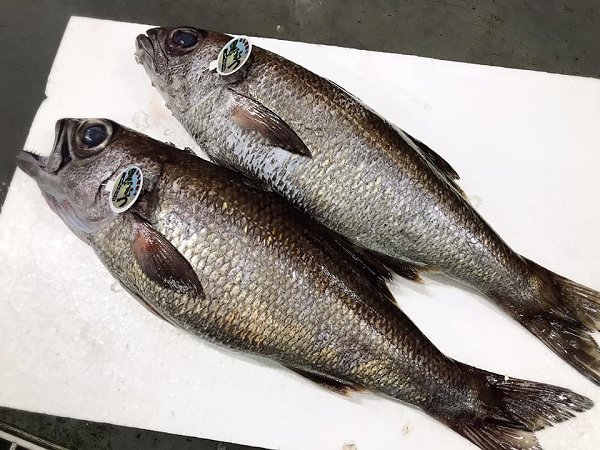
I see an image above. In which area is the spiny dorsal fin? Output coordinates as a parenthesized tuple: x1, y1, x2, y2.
(323, 75, 465, 197)
(181, 146, 196, 155)
(322, 74, 465, 198)
(402, 130, 460, 180)
(397, 128, 469, 201)
(129, 214, 204, 298)
(228, 88, 312, 157)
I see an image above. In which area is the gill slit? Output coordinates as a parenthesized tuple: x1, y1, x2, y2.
(94, 167, 123, 207)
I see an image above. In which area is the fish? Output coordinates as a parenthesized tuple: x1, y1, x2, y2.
(135, 26, 600, 385)
(16, 118, 593, 450)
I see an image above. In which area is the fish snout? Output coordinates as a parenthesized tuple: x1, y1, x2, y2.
(135, 32, 156, 66)
(16, 118, 77, 179)
(16, 151, 45, 178)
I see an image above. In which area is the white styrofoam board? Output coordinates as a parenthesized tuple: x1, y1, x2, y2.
(0, 16, 598, 450)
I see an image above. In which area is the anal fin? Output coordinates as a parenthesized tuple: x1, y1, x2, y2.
(286, 366, 362, 396)
(356, 247, 425, 283)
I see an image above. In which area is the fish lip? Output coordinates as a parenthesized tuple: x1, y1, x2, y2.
(16, 150, 46, 178)
(135, 33, 155, 66)
(16, 118, 74, 180)
(40, 117, 74, 175)
(53, 118, 74, 173)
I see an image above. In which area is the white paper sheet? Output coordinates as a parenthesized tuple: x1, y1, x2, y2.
(1, 16, 599, 450)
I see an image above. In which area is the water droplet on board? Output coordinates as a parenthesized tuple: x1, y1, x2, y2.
(132, 111, 150, 131)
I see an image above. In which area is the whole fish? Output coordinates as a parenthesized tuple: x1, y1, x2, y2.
(16, 119, 592, 450)
(136, 27, 600, 384)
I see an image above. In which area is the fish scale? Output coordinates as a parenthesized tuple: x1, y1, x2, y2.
(104, 157, 462, 404)
(17, 117, 594, 449)
(137, 26, 600, 392)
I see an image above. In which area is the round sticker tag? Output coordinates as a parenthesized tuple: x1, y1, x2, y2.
(108, 165, 143, 213)
(215, 36, 252, 76)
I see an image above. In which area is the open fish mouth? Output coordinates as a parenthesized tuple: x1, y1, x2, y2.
(51, 118, 73, 173)
(17, 118, 73, 179)
(16, 148, 79, 230)
(16, 150, 47, 178)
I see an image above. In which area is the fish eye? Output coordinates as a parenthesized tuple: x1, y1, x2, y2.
(82, 124, 108, 148)
(75, 120, 112, 157)
(171, 29, 198, 49)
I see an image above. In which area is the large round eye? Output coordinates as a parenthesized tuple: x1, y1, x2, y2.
(171, 29, 198, 49)
(75, 120, 112, 157)
(82, 124, 108, 148)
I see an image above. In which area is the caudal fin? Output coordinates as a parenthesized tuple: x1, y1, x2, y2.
(446, 367, 593, 450)
(521, 258, 600, 385)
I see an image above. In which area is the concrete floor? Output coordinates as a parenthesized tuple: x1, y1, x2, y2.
(0, 0, 598, 447)
(0, 406, 264, 450)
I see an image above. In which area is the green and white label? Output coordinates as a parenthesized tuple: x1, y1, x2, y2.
(213, 36, 252, 76)
(108, 166, 143, 213)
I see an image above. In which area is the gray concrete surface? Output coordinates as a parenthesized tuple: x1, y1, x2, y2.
(0, 406, 265, 449)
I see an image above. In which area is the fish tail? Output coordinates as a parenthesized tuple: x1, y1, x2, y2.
(443, 367, 593, 450)
(518, 257, 600, 384)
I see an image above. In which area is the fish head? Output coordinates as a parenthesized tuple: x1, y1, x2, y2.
(16, 118, 164, 239)
(135, 27, 228, 112)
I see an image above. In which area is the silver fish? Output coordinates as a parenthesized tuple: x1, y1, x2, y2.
(16, 118, 592, 450)
(136, 26, 600, 385)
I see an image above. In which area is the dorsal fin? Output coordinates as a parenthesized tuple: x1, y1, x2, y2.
(397, 128, 469, 201)
(404, 131, 459, 180)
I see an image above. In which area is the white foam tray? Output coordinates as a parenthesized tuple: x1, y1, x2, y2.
(0, 16, 599, 450)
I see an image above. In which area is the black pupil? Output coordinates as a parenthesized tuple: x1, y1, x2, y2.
(82, 124, 107, 147)
(172, 30, 198, 48)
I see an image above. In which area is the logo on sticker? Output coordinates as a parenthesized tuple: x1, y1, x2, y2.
(109, 166, 143, 213)
(216, 37, 252, 75)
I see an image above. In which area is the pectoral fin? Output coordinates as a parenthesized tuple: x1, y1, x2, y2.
(129, 214, 204, 298)
(228, 89, 311, 157)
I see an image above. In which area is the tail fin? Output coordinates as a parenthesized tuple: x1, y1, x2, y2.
(522, 258, 600, 385)
(446, 368, 593, 450)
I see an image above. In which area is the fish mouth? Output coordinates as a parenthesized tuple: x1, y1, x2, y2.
(16, 118, 74, 189)
(135, 33, 156, 68)
(51, 118, 74, 173)
(16, 156, 86, 234)
(16, 150, 46, 178)
(17, 118, 108, 235)
(16, 119, 71, 177)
